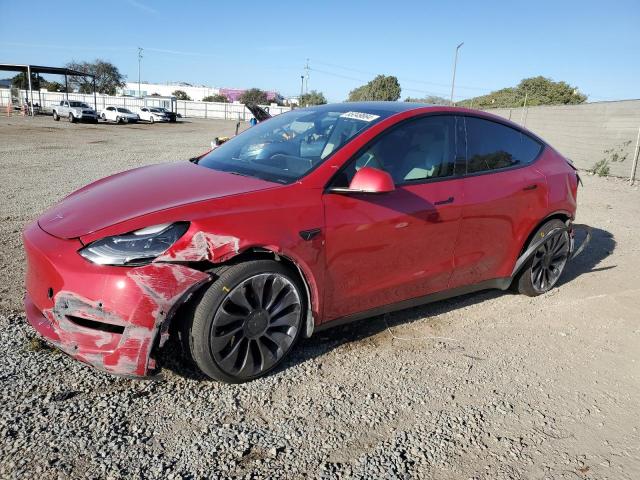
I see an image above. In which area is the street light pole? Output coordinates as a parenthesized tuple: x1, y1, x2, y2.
(300, 75, 304, 106)
(138, 47, 144, 98)
(449, 42, 464, 106)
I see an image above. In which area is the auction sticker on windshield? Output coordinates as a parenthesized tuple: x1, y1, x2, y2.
(340, 111, 380, 122)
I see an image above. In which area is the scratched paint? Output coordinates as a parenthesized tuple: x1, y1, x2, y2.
(32, 263, 210, 376)
(156, 231, 240, 263)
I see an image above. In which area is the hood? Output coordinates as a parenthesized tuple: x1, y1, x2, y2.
(38, 162, 277, 239)
(245, 103, 271, 122)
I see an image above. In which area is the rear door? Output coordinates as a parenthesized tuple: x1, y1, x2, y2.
(449, 116, 547, 288)
(322, 114, 465, 320)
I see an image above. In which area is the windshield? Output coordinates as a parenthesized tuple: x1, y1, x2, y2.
(117, 108, 132, 113)
(197, 107, 386, 183)
(70, 101, 89, 108)
(150, 108, 164, 113)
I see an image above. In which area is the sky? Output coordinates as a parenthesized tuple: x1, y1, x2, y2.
(0, 0, 638, 102)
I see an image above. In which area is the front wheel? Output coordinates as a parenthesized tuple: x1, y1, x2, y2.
(186, 260, 304, 383)
(515, 219, 571, 296)
(149, 116, 154, 124)
(68, 113, 75, 123)
(53, 111, 59, 121)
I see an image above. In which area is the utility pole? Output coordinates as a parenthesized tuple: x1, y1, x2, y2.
(304, 58, 310, 94)
(138, 47, 144, 98)
(300, 75, 304, 106)
(449, 42, 464, 106)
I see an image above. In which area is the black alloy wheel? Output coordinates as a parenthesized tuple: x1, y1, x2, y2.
(186, 260, 304, 383)
(530, 230, 570, 293)
(210, 273, 301, 378)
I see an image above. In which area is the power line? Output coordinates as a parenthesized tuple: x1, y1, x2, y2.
(312, 59, 494, 92)
(309, 67, 454, 98)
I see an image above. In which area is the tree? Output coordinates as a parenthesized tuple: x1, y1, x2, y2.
(66, 59, 126, 95)
(172, 90, 192, 100)
(239, 88, 268, 105)
(12, 72, 41, 90)
(299, 90, 327, 106)
(202, 94, 229, 103)
(404, 95, 449, 105)
(458, 76, 587, 109)
(42, 80, 64, 92)
(517, 76, 587, 106)
(348, 75, 401, 102)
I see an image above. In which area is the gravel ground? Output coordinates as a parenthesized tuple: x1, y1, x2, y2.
(1, 115, 639, 479)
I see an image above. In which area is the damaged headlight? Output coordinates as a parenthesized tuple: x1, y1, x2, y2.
(79, 222, 189, 266)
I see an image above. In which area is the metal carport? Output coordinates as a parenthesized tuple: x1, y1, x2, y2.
(0, 63, 97, 115)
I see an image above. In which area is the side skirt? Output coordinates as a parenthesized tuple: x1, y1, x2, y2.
(315, 278, 512, 332)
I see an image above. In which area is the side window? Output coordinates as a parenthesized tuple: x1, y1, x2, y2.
(331, 115, 457, 187)
(107, 107, 114, 111)
(465, 117, 542, 174)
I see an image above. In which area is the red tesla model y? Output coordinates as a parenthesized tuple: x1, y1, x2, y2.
(23, 102, 580, 382)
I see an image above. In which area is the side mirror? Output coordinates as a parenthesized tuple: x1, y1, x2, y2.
(330, 167, 395, 194)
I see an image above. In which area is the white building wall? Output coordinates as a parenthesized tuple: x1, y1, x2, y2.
(120, 82, 220, 101)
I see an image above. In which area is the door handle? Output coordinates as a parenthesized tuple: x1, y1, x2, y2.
(523, 184, 538, 191)
(434, 196, 454, 205)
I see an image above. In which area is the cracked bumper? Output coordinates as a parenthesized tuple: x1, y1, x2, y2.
(23, 222, 209, 377)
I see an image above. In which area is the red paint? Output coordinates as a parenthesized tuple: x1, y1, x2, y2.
(23, 104, 578, 377)
(348, 166, 395, 193)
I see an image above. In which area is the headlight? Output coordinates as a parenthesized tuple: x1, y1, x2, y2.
(79, 222, 189, 266)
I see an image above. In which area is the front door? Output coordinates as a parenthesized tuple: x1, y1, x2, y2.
(322, 114, 465, 321)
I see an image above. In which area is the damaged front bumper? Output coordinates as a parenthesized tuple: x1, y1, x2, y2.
(23, 222, 210, 377)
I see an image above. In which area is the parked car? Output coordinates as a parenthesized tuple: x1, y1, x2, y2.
(52, 100, 98, 123)
(137, 106, 170, 123)
(23, 102, 587, 383)
(155, 107, 177, 122)
(100, 106, 139, 124)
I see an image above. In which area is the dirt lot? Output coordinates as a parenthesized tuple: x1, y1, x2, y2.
(1, 115, 639, 479)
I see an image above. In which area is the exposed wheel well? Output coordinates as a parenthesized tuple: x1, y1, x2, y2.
(222, 249, 315, 335)
(518, 212, 572, 257)
(166, 248, 315, 345)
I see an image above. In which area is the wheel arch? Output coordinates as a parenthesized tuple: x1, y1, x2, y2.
(517, 210, 573, 259)
(220, 247, 318, 338)
(167, 246, 319, 341)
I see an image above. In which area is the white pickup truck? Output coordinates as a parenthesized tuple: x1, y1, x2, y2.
(52, 100, 98, 123)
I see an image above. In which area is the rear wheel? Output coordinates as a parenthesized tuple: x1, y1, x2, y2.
(186, 260, 304, 383)
(515, 219, 570, 296)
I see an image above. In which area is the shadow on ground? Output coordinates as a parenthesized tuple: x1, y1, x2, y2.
(159, 227, 615, 381)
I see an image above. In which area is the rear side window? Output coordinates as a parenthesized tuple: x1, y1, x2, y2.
(464, 117, 542, 174)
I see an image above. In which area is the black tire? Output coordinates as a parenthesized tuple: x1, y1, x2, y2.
(186, 260, 305, 383)
(515, 219, 571, 297)
(68, 113, 75, 123)
(149, 116, 155, 124)
(116, 116, 121, 124)
(101, 113, 106, 121)
(53, 111, 59, 121)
